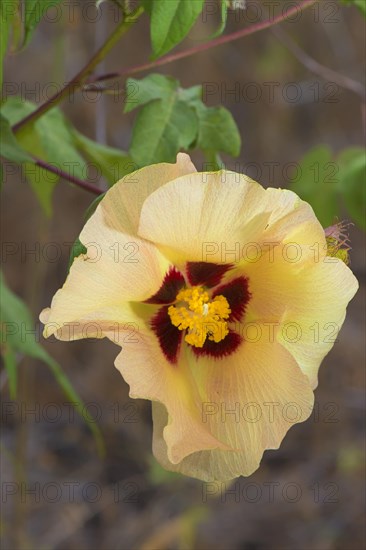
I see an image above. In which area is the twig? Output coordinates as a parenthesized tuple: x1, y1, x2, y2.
(12, 6, 144, 134)
(88, 0, 318, 86)
(272, 26, 365, 99)
(34, 157, 104, 196)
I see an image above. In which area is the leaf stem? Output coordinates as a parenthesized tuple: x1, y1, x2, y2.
(89, 0, 318, 85)
(34, 157, 104, 195)
(12, 6, 144, 134)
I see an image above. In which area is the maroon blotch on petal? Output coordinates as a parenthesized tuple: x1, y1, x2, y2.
(213, 277, 251, 322)
(145, 266, 185, 304)
(151, 306, 182, 364)
(186, 262, 233, 288)
(192, 330, 242, 359)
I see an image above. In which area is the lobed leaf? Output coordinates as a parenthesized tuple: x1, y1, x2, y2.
(126, 74, 241, 166)
(124, 74, 178, 113)
(130, 98, 197, 166)
(194, 104, 241, 157)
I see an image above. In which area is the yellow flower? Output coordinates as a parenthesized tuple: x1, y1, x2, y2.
(40, 154, 358, 482)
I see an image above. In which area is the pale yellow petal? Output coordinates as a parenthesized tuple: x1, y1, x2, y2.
(240, 246, 358, 388)
(138, 171, 270, 264)
(152, 338, 314, 481)
(40, 155, 197, 339)
(114, 329, 231, 464)
(260, 188, 326, 257)
(77, 153, 197, 301)
(40, 255, 145, 340)
(86, 153, 196, 238)
(277, 258, 359, 388)
(138, 175, 327, 266)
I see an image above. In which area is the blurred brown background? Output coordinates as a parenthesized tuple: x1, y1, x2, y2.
(1, 1, 365, 549)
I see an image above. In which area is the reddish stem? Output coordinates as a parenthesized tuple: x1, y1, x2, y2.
(90, 0, 318, 84)
(34, 157, 104, 196)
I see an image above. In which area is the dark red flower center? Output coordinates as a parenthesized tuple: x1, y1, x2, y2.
(147, 262, 251, 364)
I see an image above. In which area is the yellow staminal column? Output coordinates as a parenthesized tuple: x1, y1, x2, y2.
(168, 287, 231, 348)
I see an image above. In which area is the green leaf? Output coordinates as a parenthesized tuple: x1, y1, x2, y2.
(1, 98, 86, 179)
(68, 237, 87, 270)
(84, 192, 106, 221)
(3, 101, 59, 215)
(68, 193, 107, 272)
(0, 0, 18, 89)
(1, 97, 87, 214)
(203, 150, 225, 171)
(128, 75, 198, 166)
(176, 83, 241, 157)
(209, 0, 228, 39)
(22, 0, 63, 48)
(72, 130, 136, 185)
(140, 0, 152, 14)
(194, 104, 241, 157)
(289, 145, 339, 227)
(0, 113, 33, 163)
(0, 271, 104, 455)
(177, 84, 203, 105)
(0, 94, 35, 125)
(148, 456, 181, 485)
(130, 98, 197, 166)
(23, 162, 58, 217)
(68, 192, 108, 270)
(337, 147, 366, 229)
(340, 0, 366, 16)
(150, 0, 205, 58)
(0, 272, 37, 355)
(127, 75, 241, 165)
(36, 108, 87, 181)
(124, 74, 177, 113)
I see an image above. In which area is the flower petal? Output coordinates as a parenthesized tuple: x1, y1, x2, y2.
(150, 305, 182, 363)
(78, 154, 196, 302)
(152, 338, 314, 481)
(114, 328, 231, 464)
(186, 262, 234, 287)
(259, 188, 327, 260)
(277, 258, 359, 388)
(40, 155, 196, 339)
(145, 266, 185, 304)
(138, 171, 270, 264)
(90, 153, 196, 238)
(191, 329, 242, 358)
(241, 246, 358, 388)
(212, 276, 251, 322)
(40, 256, 144, 340)
(138, 177, 327, 268)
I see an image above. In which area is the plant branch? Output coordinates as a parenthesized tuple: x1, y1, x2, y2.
(88, 0, 318, 86)
(12, 6, 143, 134)
(272, 26, 366, 99)
(34, 157, 104, 196)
